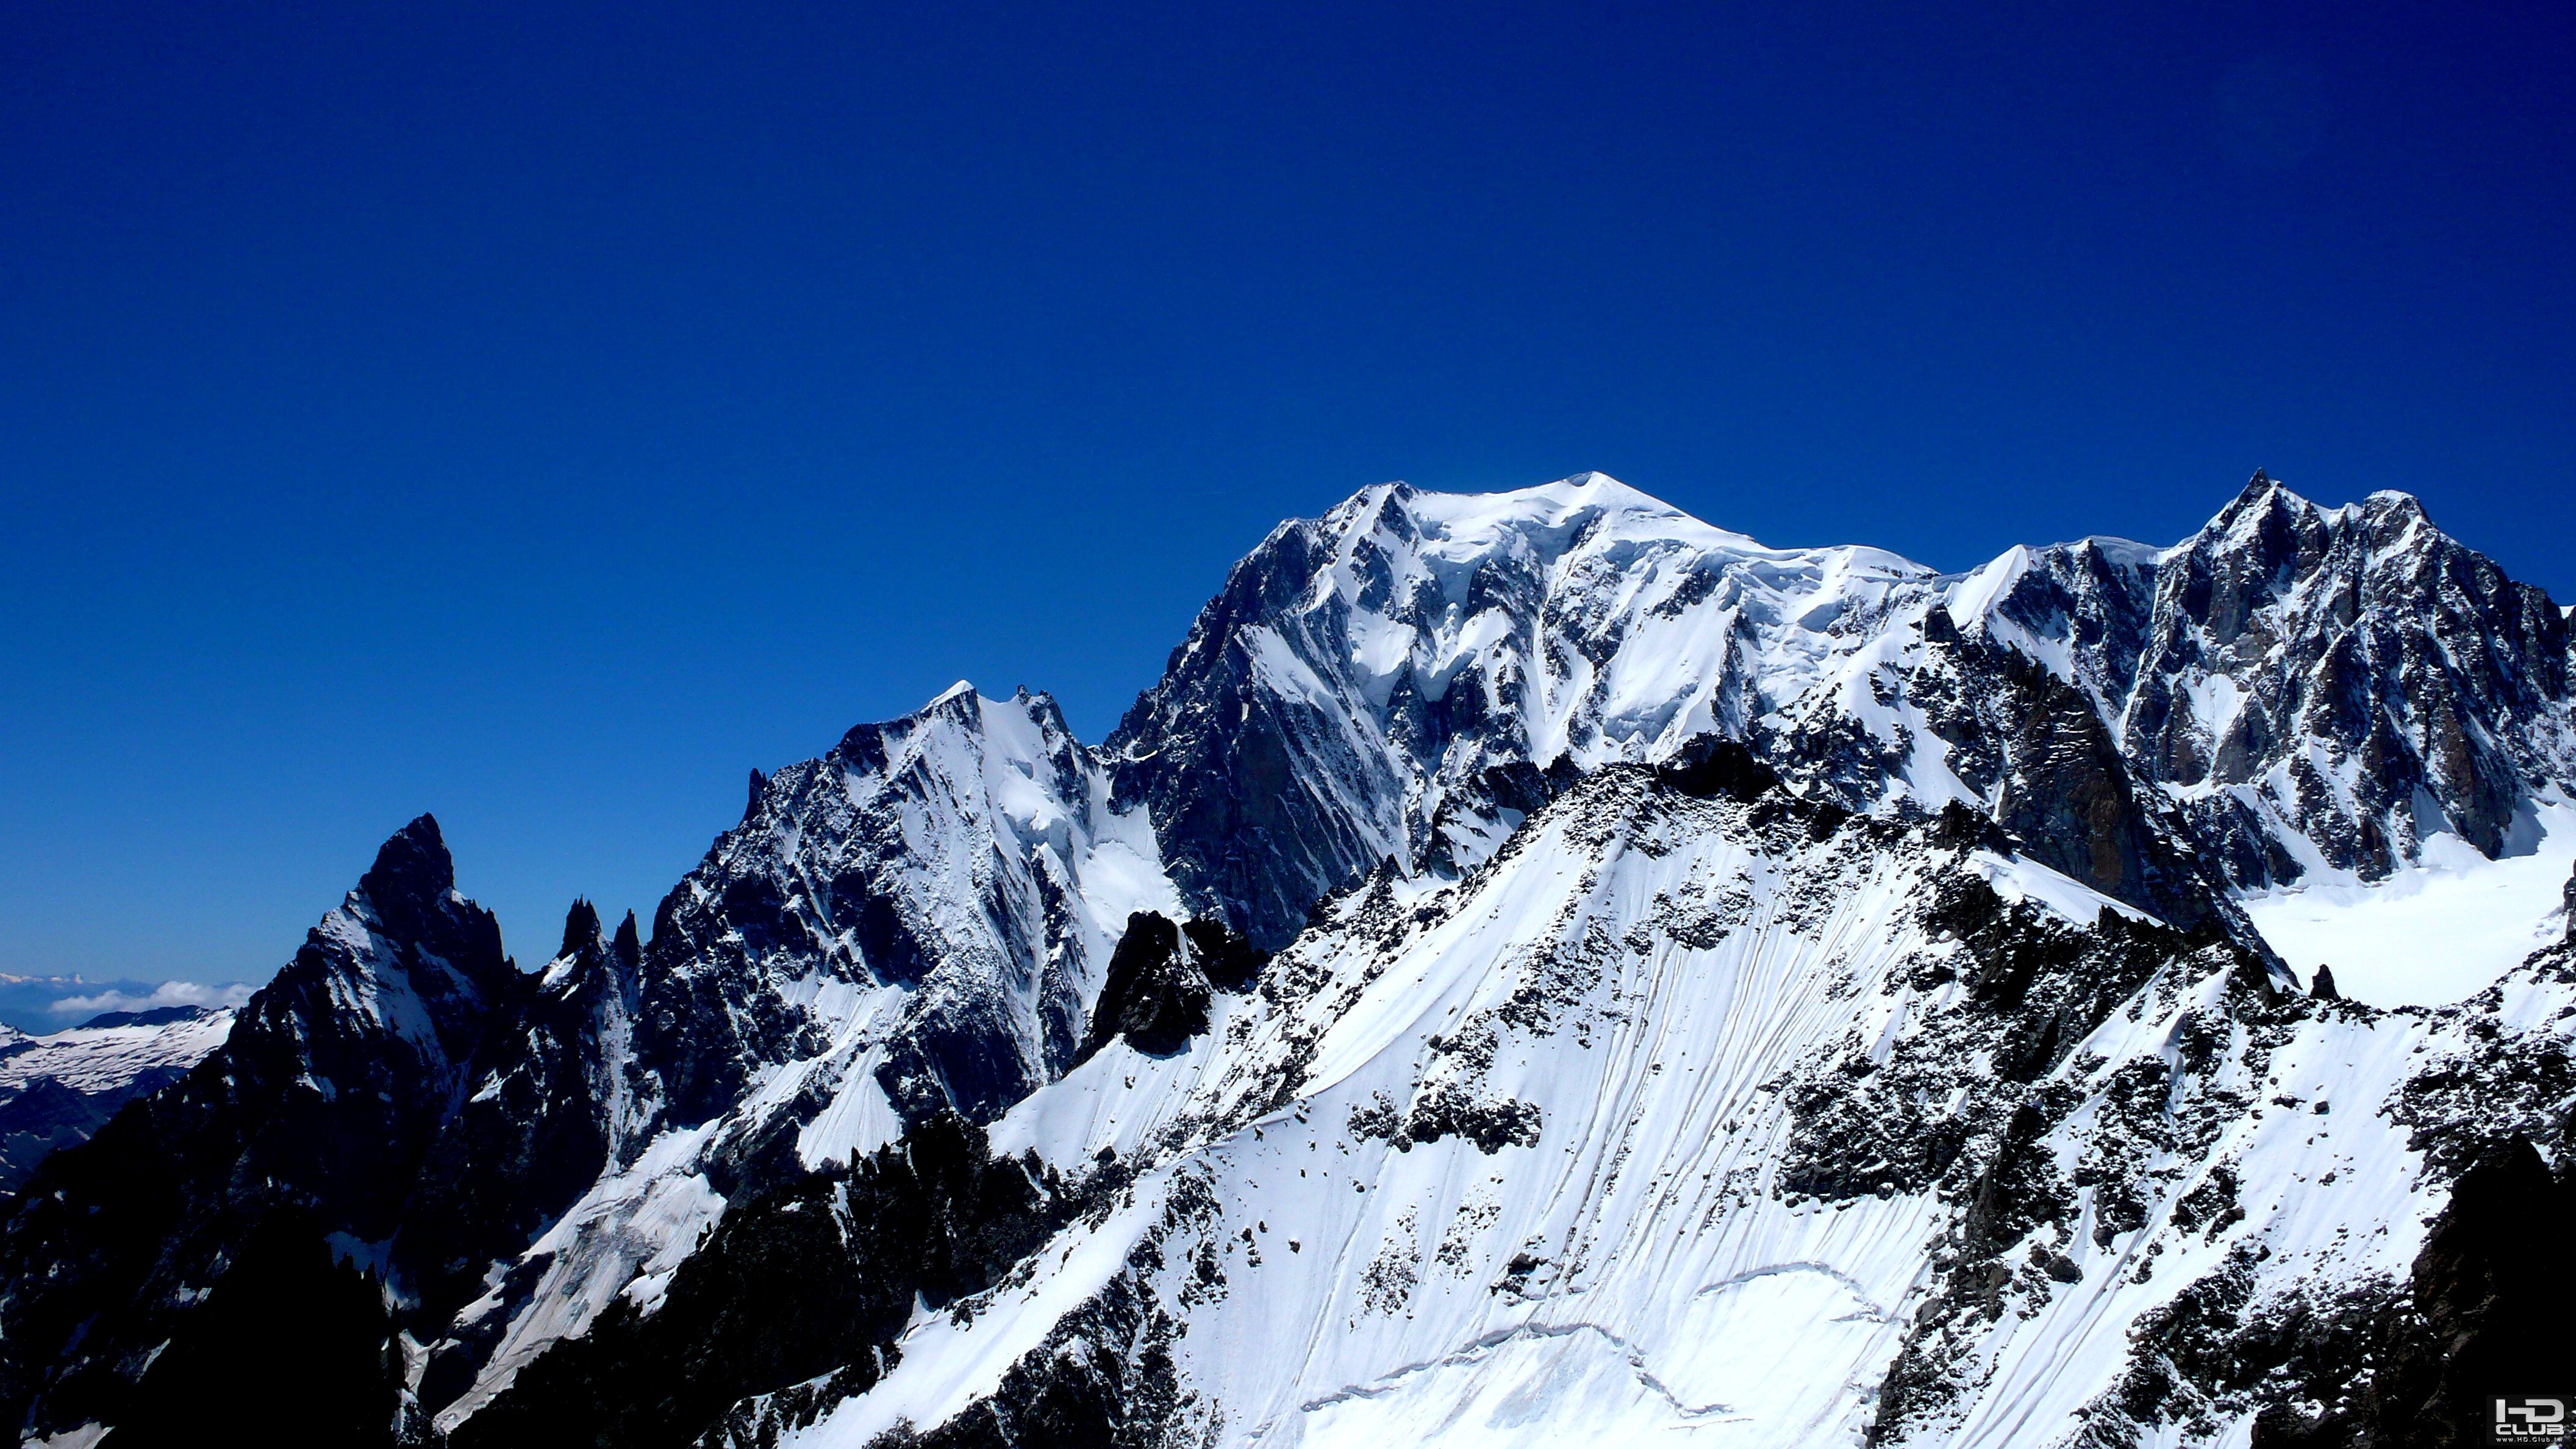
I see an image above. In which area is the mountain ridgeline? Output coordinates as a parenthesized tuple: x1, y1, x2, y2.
(2, 473, 2570, 1449)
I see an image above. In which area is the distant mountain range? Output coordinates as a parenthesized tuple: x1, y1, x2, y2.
(0, 1006, 237, 1199)
(0, 975, 251, 1036)
(1, 472, 2567, 1448)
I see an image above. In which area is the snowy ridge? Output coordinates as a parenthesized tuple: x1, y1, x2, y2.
(796, 770, 1973, 1447)
(1942, 535, 2164, 721)
(637, 682, 1177, 1130)
(1308, 474, 1934, 772)
(773, 764, 2576, 1449)
(0, 1009, 234, 1100)
(1108, 473, 1943, 946)
(429, 685, 1181, 1426)
(1113, 469, 2568, 959)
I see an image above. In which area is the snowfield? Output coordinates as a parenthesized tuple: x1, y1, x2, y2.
(2239, 798, 2576, 1007)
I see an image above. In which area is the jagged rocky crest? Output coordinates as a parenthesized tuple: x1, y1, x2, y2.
(1960, 471, 2573, 886)
(1, 473, 2569, 1449)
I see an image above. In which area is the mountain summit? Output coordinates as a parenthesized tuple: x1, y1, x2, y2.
(1108, 472, 1940, 946)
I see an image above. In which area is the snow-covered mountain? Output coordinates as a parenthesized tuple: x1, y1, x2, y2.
(1953, 473, 2574, 890)
(0, 975, 252, 1037)
(0, 1006, 235, 1197)
(742, 764, 2570, 1449)
(1106, 474, 1939, 946)
(417, 685, 1191, 1429)
(1, 472, 2568, 1449)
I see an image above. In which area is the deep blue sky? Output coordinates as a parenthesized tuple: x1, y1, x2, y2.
(3, 1, 2569, 987)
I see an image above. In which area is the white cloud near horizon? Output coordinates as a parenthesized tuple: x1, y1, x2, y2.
(48, 981, 255, 1017)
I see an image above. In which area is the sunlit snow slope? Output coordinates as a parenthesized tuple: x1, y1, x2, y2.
(778, 762, 2574, 1449)
(2239, 800, 2576, 1006)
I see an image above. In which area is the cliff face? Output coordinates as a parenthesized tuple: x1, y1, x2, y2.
(2128, 476, 2571, 882)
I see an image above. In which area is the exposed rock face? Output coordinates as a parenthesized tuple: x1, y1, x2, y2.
(1952, 473, 2576, 887)
(449, 1115, 1079, 1449)
(1081, 912, 1208, 1059)
(2564, 862, 2575, 943)
(0, 1079, 115, 1199)
(1104, 515, 1401, 953)
(112, 1209, 407, 1448)
(1920, 618, 2241, 929)
(1072, 912, 1265, 1065)
(632, 685, 1168, 1132)
(2248, 1135, 2576, 1449)
(227, 814, 517, 1229)
(1181, 917, 1268, 994)
(1953, 535, 2167, 723)
(403, 901, 644, 1408)
(2364, 1136, 2576, 1448)
(2134, 476, 2571, 879)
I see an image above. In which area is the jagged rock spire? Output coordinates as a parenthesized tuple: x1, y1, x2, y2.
(559, 898, 603, 960)
(354, 813, 456, 944)
(0, 811, 515, 1441)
